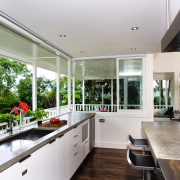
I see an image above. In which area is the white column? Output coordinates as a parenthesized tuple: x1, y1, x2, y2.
(73, 77, 75, 111)
(32, 44, 37, 111)
(32, 60, 37, 111)
(68, 59, 71, 111)
(102, 85, 104, 106)
(111, 79, 113, 112)
(56, 57, 60, 114)
(82, 80, 85, 111)
(116, 58, 119, 111)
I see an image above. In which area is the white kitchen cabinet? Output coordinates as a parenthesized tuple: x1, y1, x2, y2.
(0, 119, 92, 180)
(0, 162, 21, 179)
(67, 124, 82, 179)
(41, 140, 57, 180)
(56, 133, 67, 180)
(19, 148, 43, 180)
(0, 147, 43, 180)
(81, 120, 90, 160)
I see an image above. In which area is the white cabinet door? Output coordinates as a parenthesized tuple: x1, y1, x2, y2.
(56, 133, 67, 180)
(67, 125, 82, 179)
(0, 163, 21, 179)
(81, 120, 90, 160)
(20, 149, 43, 180)
(0, 148, 43, 180)
(41, 140, 57, 180)
(82, 139, 89, 160)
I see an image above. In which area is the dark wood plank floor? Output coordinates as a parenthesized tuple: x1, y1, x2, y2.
(72, 148, 165, 180)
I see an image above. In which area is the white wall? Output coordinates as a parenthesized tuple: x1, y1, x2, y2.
(154, 52, 180, 110)
(95, 54, 154, 149)
(169, 0, 180, 24)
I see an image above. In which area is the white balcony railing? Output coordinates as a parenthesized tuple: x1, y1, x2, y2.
(44, 104, 143, 115)
(0, 104, 173, 134)
(71, 104, 142, 112)
(44, 105, 70, 117)
(154, 105, 172, 109)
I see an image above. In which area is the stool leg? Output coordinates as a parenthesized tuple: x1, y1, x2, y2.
(147, 170, 151, 180)
(143, 147, 145, 155)
(142, 170, 145, 180)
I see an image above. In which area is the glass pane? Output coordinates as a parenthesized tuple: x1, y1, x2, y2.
(154, 80, 172, 109)
(37, 67, 56, 109)
(119, 58, 143, 110)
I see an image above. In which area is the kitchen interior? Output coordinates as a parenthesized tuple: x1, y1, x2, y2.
(0, 0, 180, 180)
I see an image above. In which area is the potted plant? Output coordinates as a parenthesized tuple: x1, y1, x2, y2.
(31, 108, 49, 125)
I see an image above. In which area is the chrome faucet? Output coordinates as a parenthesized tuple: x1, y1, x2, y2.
(8, 108, 25, 134)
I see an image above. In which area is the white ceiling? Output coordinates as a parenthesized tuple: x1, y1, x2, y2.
(0, 0, 167, 58)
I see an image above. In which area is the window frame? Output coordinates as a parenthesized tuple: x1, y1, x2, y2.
(116, 56, 146, 113)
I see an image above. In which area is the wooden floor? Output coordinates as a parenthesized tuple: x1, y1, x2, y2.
(72, 148, 165, 180)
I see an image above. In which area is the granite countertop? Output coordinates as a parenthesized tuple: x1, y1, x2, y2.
(142, 121, 180, 161)
(0, 112, 95, 173)
(142, 120, 180, 180)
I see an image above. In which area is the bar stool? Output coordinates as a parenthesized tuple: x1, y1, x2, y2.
(127, 149, 156, 180)
(128, 135, 149, 155)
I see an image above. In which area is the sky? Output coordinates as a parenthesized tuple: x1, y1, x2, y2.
(27, 64, 56, 80)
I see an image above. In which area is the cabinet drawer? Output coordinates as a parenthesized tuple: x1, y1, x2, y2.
(68, 148, 82, 178)
(68, 126, 81, 142)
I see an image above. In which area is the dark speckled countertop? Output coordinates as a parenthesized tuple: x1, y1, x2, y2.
(0, 112, 95, 173)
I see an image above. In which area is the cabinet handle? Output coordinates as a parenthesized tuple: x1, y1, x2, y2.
(84, 140, 88, 144)
(74, 152, 78, 156)
(22, 169, 28, 176)
(73, 143, 78, 147)
(49, 139, 56, 144)
(74, 134, 78, 138)
(19, 155, 31, 163)
(99, 119, 105, 123)
(58, 134, 64, 138)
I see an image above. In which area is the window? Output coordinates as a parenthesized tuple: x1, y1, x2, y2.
(153, 73, 174, 109)
(118, 58, 143, 110)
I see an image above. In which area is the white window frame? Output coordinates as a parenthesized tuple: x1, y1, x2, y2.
(116, 56, 147, 114)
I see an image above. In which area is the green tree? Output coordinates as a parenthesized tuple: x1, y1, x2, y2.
(17, 73, 32, 109)
(0, 57, 30, 113)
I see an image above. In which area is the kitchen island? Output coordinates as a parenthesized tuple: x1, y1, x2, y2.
(142, 120, 180, 180)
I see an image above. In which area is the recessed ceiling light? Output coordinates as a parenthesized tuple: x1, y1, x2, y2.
(80, 63, 83, 66)
(131, 27, 139, 30)
(59, 34, 66, 37)
(131, 48, 136, 50)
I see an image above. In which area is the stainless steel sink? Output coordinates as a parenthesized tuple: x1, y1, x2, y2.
(11, 128, 55, 140)
(0, 128, 55, 152)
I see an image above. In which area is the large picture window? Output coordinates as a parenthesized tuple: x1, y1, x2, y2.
(119, 58, 143, 110)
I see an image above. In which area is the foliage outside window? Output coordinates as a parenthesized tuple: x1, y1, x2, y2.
(154, 80, 172, 108)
